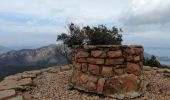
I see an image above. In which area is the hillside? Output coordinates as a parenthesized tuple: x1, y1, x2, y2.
(0, 44, 68, 80)
(0, 65, 170, 100)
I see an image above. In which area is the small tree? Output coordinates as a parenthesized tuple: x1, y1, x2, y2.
(57, 23, 123, 48)
(143, 55, 161, 67)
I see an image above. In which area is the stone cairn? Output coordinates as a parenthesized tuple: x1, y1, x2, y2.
(70, 45, 146, 99)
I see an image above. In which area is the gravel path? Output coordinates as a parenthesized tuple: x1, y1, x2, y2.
(26, 68, 170, 100)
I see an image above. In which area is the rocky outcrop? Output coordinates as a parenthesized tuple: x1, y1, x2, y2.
(0, 65, 72, 100)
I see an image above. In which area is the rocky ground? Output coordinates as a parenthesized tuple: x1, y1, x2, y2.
(0, 65, 170, 100)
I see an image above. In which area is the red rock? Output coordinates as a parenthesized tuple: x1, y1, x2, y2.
(77, 51, 89, 58)
(124, 48, 135, 55)
(121, 74, 138, 92)
(105, 77, 122, 93)
(91, 50, 106, 58)
(79, 74, 89, 84)
(81, 63, 88, 72)
(126, 63, 142, 76)
(101, 67, 113, 77)
(74, 71, 83, 80)
(105, 58, 124, 65)
(135, 48, 143, 54)
(107, 50, 122, 58)
(88, 76, 98, 83)
(85, 82, 97, 91)
(88, 64, 100, 75)
(87, 58, 104, 65)
(74, 63, 81, 70)
(104, 74, 139, 94)
(97, 78, 105, 93)
(134, 56, 140, 62)
(77, 58, 87, 63)
(114, 68, 124, 76)
(126, 56, 134, 62)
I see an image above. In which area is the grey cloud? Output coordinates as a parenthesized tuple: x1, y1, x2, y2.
(120, 0, 170, 32)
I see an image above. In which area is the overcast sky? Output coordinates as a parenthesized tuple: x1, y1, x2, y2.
(0, 0, 170, 49)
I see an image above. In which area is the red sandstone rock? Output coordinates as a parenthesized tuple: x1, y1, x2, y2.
(88, 76, 98, 83)
(105, 58, 124, 65)
(126, 56, 134, 62)
(114, 68, 124, 76)
(134, 56, 141, 62)
(74, 71, 83, 82)
(79, 74, 89, 84)
(88, 64, 100, 75)
(121, 74, 138, 92)
(85, 82, 97, 91)
(126, 63, 142, 76)
(135, 48, 143, 54)
(81, 63, 88, 72)
(77, 58, 87, 63)
(87, 58, 104, 65)
(107, 50, 122, 58)
(125, 47, 143, 55)
(104, 74, 139, 94)
(91, 50, 106, 58)
(101, 67, 113, 77)
(77, 51, 89, 58)
(74, 63, 81, 70)
(124, 48, 136, 55)
(97, 78, 105, 93)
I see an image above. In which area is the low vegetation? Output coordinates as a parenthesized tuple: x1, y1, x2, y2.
(143, 55, 161, 67)
(57, 23, 123, 48)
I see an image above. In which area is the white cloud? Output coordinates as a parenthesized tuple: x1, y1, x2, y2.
(0, 0, 127, 25)
(121, 0, 170, 26)
(119, 0, 170, 47)
(0, 0, 170, 48)
(0, 0, 127, 48)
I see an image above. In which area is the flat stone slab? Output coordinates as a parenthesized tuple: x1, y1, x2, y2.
(8, 95, 23, 100)
(0, 89, 16, 100)
(0, 78, 33, 91)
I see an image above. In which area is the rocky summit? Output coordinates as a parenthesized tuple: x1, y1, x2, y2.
(0, 65, 170, 100)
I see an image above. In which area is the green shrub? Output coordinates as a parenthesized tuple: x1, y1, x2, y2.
(57, 23, 123, 48)
(143, 55, 161, 67)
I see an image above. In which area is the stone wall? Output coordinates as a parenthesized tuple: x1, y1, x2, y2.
(70, 45, 146, 99)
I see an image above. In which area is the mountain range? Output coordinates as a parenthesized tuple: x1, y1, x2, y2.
(0, 44, 68, 80)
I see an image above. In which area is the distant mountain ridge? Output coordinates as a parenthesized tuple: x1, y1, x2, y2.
(0, 44, 68, 79)
(0, 45, 11, 54)
(0, 44, 68, 67)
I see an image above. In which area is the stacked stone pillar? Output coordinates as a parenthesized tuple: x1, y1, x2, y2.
(70, 45, 145, 99)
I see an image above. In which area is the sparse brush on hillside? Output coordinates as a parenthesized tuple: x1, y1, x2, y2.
(57, 23, 123, 48)
(144, 55, 161, 67)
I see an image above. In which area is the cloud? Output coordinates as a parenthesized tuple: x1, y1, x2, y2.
(120, 0, 170, 33)
(121, 0, 170, 25)
(1, 0, 170, 48)
(0, 0, 128, 25)
(0, 0, 127, 48)
(119, 0, 170, 47)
